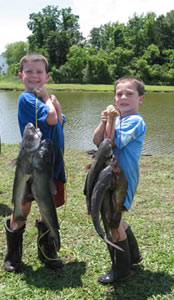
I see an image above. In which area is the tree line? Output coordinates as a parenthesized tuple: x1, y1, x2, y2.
(3, 5, 174, 85)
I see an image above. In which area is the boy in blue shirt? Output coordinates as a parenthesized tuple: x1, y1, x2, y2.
(93, 76, 146, 284)
(4, 53, 66, 272)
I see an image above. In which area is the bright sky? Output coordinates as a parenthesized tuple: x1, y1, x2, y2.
(0, 0, 174, 54)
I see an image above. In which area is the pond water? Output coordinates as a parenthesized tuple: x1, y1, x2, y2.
(0, 90, 174, 155)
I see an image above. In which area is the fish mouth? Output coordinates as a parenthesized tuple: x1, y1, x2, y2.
(22, 123, 42, 152)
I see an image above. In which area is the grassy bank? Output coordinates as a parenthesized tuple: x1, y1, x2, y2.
(0, 77, 174, 92)
(0, 143, 174, 299)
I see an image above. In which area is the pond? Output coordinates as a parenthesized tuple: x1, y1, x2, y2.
(0, 90, 174, 155)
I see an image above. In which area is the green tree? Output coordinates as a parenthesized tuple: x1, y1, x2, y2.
(135, 58, 150, 82)
(126, 13, 146, 57)
(66, 45, 87, 81)
(142, 13, 157, 48)
(27, 5, 83, 69)
(108, 47, 134, 79)
(89, 22, 125, 51)
(50, 45, 87, 83)
(165, 10, 174, 49)
(84, 50, 111, 83)
(154, 11, 174, 50)
(143, 44, 160, 65)
(3, 41, 28, 66)
(2, 41, 28, 75)
(163, 49, 174, 68)
(89, 27, 102, 50)
(113, 23, 126, 48)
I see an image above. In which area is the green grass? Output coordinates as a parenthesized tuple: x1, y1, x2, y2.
(0, 144, 174, 299)
(0, 77, 174, 92)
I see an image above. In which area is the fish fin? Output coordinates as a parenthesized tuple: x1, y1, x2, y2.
(8, 158, 17, 168)
(87, 149, 97, 156)
(104, 236, 124, 252)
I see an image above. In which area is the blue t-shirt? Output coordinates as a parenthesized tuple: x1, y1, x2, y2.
(113, 114, 146, 210)
(18, 91, 66, 182)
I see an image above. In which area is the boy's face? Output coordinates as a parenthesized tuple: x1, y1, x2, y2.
(18, 60, 49, 92)
(114, 81, 144, 116)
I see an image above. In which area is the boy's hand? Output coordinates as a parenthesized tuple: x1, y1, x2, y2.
(101, 110, 108, 124)
(50, 94, 57, 105)
(32, 87, 49, 102)
(50, 95, 60, 107)
(106, 105, 120, 118)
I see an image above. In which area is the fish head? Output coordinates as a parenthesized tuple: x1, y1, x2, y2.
(22, 123, 42, 152)
(98, 138, 113, 160)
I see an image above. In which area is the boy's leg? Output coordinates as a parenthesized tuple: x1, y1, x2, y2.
(33, 178, 64, 269)
(10, 201, 31, 230)
(122, 219, 143, 264)
(35, 219, 64, 269)
(4, 191, 32, 272)
(98, 220, 131, 284)
(4, 218, 26, 272)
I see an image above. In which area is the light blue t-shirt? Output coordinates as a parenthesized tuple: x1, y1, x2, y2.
(18, 91, 66, 182)
(113, 114, 146, 210)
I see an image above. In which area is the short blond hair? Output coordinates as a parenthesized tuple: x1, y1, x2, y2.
(114, 76, 145, 96)
(19, 53, 49, 73)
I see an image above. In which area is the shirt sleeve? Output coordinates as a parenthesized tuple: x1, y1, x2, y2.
(115, 115, 146, 149)
(62, 113, 66, 128)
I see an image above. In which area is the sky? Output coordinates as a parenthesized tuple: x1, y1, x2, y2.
(0, 0, 174, 54)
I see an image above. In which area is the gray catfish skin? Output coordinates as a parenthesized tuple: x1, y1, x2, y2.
(85, 139, 128, 251)
(13, 123, 42, 221)
(31, 139, 60, 250)
(12, 123, 60, 250)
(84, 138, 113, 214)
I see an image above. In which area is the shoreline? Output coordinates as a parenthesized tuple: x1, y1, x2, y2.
(1, 87, 174, 93)
(1, 82, 174, 93)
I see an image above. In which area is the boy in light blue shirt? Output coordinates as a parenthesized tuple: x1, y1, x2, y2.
(93, 76, 146, 284)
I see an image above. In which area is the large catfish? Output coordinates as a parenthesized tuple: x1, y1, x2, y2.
(84, 138, 113, 214)
(12, 123, 42, 221)
(85, 139, 128, 251)
(31, 139, 60, 250)
(91, 160, 128, 247)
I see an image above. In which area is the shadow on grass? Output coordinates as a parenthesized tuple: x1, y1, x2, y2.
(105, 265, 174, 300)
(0, 204, 12, 217)
(21, 260, 86, 290)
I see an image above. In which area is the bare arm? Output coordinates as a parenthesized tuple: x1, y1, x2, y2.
(105, 105, 119, 146)
(93, 105, 119, 147)
(93, 110, 107, 146)
(50, 95, 63, 125)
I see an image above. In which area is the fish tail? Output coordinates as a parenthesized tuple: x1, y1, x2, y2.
(104, 235, 124, 252)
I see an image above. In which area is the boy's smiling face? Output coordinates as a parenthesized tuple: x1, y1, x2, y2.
(18, 60, 49, 92)
(114, 81, 144, 116)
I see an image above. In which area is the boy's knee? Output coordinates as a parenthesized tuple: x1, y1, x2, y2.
(21, 201, 32, 216)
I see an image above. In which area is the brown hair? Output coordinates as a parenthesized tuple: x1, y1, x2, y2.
(19, 53, 49, 73)
(114, 76, 145, 96)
